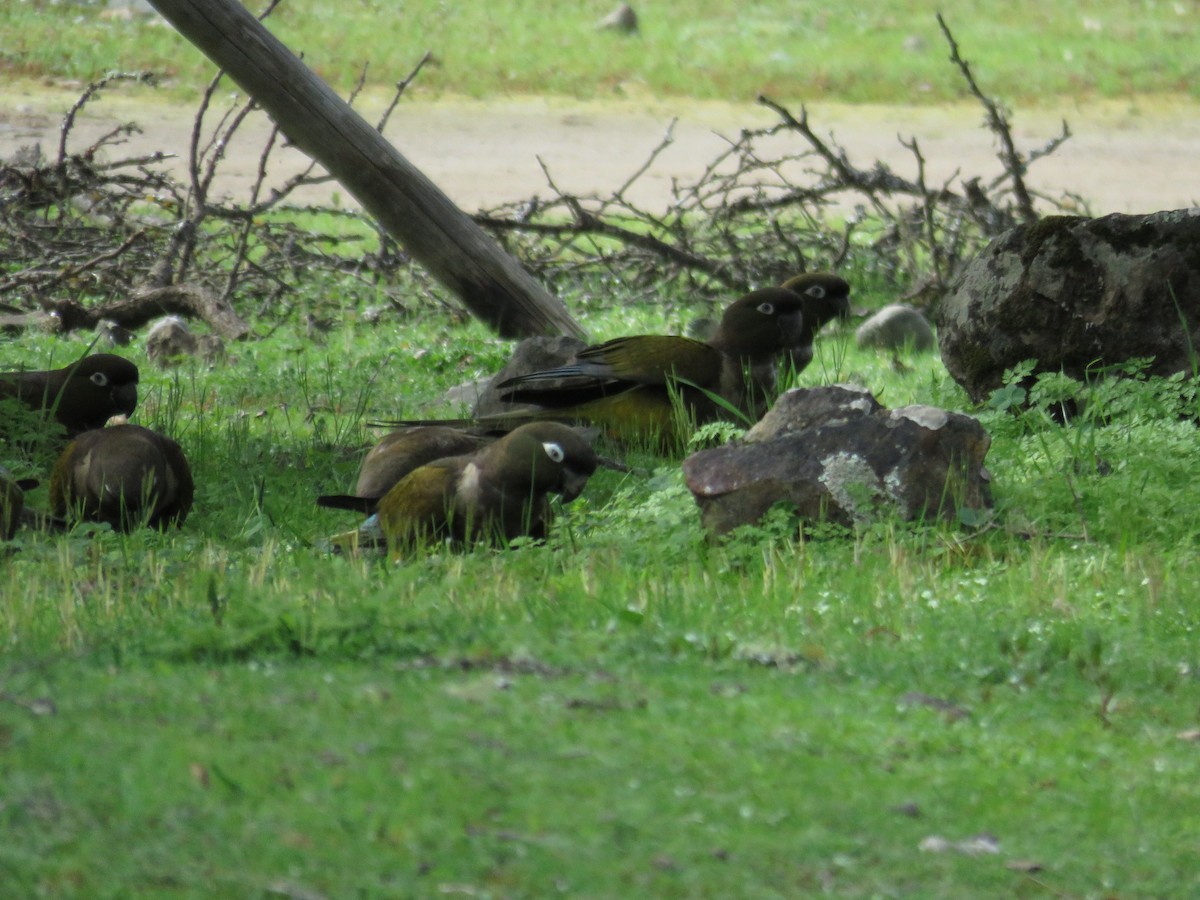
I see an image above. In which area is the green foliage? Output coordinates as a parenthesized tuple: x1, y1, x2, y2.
(980, 359, 1200, 545)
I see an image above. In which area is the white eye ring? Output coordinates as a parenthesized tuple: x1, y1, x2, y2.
(89, 372, 109, 387)
(756, 302, 775, 315)
(542, 441, 565, 463)
(805, 286, 827, 299)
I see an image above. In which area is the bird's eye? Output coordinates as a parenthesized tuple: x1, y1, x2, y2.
(89, 372, 109, 387)
(756, 302, 775, 316)
(542, 441, 565, 463)
(805, 286, 827, 299)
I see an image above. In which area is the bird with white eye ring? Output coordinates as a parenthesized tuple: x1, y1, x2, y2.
(0, 353, 139, 437)
(778, 273, 853, 376)
(320, 422, 599, 556)
(374, 274, 851, 450)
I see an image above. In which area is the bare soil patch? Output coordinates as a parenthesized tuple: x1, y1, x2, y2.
(2, 83, 1197, 217)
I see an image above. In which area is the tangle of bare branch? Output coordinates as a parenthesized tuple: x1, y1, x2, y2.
(0, 15, 1080, 339)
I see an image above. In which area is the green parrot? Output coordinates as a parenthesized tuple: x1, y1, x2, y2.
(374, 274, 851, 449)
(1, 468, 38, 540)
(320, 422, 598, 556)
(492, 274, 849, 442)
(50, 424, 194, 531)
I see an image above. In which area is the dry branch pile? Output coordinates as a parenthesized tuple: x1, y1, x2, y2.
(0, 18, 1081, 337)
(477, 16, 1084, 307)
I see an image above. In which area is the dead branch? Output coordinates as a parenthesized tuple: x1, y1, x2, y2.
(0, 13, 1080, 337)
(937, 12, 1037, 223)
(470, 14, 1081, 302)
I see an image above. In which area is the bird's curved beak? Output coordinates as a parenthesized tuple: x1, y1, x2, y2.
(558, 468, 592, 503)
(114, 383, 138, 416)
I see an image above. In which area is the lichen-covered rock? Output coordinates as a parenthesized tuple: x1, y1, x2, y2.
(745, 383, 882, 442)
(473, 335, 588, 417)
(682, 386, 992, 535)
(936, 209, 1200, 402)
(856, 304, 935, 352)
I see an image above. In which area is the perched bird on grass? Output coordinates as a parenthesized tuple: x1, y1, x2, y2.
(376, 274, 850, 449)
(319, 422, 598, 555)
(50, 424, 193, 531)
(492, 275, 850, 443)
(1, 469, 38, 540)
(0, 353, 139, 436)
(779, 273, 852, 375)
(348, 426, 495, 502)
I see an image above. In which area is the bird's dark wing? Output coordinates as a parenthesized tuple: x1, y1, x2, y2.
(317, 494, 380, 514)
(355, 427, 493, 499)
(378, 461, 460, 549)
(497, 335, 722, 407)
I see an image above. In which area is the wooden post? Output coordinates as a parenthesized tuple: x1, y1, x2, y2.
(145, 0, 585, 339)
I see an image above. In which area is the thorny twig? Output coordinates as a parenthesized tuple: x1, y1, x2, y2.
(0, 50, 428, 334)
(473, 15, 1082, 303)
(937, 11, 1037, 223)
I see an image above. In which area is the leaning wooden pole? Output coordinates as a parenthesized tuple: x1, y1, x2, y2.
(146, 0, 584, 339)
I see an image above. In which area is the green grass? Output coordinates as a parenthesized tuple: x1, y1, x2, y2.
(3, 3, 1200, 896)
(2, 1, 1197, 104)
(4, 296, 1200, 896)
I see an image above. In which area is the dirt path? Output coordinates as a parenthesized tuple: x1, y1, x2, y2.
(2, 83, 1197, 216)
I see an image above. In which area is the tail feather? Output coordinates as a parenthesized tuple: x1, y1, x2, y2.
(317, 494, 379, 514)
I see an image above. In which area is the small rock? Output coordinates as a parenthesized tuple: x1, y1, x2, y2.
(745, 383, 881, 442)
(146, 316, 225, 366)
(856, 304, 935, 352)
(444, 377, 491, 411)
(597, 3, 638, 34)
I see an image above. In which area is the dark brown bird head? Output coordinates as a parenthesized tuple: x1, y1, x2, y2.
(708, 287, 808, 362)
(65, 354, 139, 424)
(483, 422, 600, 503)
(1, 353, 139, 436)
(780, 273, 852, 337)
(778, 273, 852, 374)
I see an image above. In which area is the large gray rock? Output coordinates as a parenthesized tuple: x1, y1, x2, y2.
(937, 209, 1200, 402)
(683, 386, 992, 535)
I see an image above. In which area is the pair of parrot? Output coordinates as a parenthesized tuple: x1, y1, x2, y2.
(1, 354, 193, 534)
(318, 272, 851, 553)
